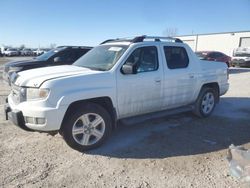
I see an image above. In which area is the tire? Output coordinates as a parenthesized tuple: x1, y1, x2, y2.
(61, 102, 112, 151)
(193, 87, 216, 118)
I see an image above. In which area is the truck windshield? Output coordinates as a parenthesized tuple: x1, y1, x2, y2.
(35, 47, 65, 61)
(74, 45, 128, 71)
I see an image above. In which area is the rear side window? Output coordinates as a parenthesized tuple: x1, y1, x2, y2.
(208, 52, 217, 58)
(54, 50, 77, 63)
(164, 46, 189, 69)
(215, 52, 224, 57)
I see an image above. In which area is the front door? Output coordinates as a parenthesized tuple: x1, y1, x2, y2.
(116, 46, 163, 118)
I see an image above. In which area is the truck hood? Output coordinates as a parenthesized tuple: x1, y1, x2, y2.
(5, 58, 44, 67)
(14, 65, 98, 87)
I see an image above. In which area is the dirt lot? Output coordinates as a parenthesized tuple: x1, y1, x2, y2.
(0, 57, 250, 188)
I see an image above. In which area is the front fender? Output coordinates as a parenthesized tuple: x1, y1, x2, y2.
(56, 87, 116, 110)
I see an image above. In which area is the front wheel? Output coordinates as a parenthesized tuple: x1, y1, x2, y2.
(61, 102, 112, 151)
(193, 88, 216, 118)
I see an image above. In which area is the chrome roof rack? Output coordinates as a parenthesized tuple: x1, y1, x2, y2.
(100, 35, 183, 44)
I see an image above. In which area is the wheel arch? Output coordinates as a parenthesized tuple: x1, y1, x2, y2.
(60, 97, 117, 133)
(200, 82, 220, 103)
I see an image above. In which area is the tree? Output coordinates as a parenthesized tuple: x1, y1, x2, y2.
(19, 44, 25, 50)
(163, 27, 178, 37)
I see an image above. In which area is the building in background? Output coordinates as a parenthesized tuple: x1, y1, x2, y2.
(177, 31, 250, 56)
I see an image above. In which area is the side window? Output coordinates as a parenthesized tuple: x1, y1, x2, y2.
(208, 52, 216, 58)
(216, 52, 223, 57)
(54, 50, 76, 63)
(164, 46, 189, 69)
(76, 49, 90, 59)
(125, 46, 158, 73)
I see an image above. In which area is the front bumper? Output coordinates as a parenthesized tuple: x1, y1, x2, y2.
(220, 83, 229, 96)
(231, 60, 250, 67)
(5, 95, 68, 132)
(4, 103, 33, 131)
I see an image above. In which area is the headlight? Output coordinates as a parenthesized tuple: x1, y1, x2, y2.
(8, 66, 22, 73)
(26, 88, 50, 100)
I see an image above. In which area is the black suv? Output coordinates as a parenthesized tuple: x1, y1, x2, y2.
(3, 46, 92, 84)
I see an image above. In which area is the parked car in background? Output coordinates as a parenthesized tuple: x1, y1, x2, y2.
(2, 46, 92, 85)
(4, 36, 229, 151)
(0, 47, 6, 56)
(0, 49, 3, 57)
(1, 47, 5, 54)
(43, 48, 51, 54)
(20, 48, 33, 56)
(3, 48, 19, 56)
(195, 51, 231, 67)
(33, 48, 51, 56)
(33, 49, 41, 56)
(231, 47, 250, 67)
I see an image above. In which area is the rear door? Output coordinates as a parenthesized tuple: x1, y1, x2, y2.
(161, 45, 198, 109)
(116, 45, 164, 118)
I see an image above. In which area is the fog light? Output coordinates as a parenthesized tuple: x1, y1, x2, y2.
(25, 116, 34, 124)
(25, 117, 46, 124)
(36, 118, 46, 124)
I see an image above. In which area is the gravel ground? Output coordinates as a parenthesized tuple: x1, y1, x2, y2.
(0, 57, 250, 188)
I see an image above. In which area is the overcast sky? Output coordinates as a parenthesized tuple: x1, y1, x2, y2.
(1, 0, 250, 48)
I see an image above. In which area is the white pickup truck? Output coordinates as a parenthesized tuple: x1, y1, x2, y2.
(4, 36, 229, 151)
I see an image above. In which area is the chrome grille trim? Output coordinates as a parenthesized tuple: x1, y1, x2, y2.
(10, 84, 26, 104)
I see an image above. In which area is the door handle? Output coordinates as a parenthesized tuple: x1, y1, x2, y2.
(154, 78, 161, 83)
(189, 74, 195, 79)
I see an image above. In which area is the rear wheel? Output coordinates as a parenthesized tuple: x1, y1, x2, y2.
(61, 102, 112, 151)
(193, 87, 216, 117)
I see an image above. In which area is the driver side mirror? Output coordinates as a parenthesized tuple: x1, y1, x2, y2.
(53, 56, 63, 63)
(121, 63, 137, 74)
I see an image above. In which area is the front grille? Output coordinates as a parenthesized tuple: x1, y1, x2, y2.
(233, 59, 245, 63)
